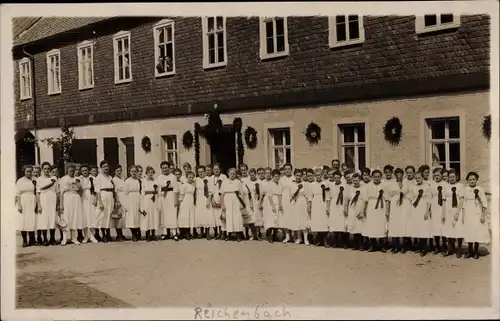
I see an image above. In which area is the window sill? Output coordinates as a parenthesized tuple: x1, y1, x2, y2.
(155, 71, 176, 79)
(260, 51, 290, 61)
(329, 39, 364, 49)
(203, 61, 227, 70)
(19, 96, 32, 101)
(114, 78, 132, 85)
(79, 85, 94, 91)
(416, 24, 460, 35)
(48, 91, 61, 96)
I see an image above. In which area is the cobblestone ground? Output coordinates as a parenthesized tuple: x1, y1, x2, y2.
(16, 234, 491, 308)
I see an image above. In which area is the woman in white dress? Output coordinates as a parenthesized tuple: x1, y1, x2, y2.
(210, 164, 227, 240)
(460, 172, 489, 259)
(112, 165, 127, 242)
(36, 162, 58, 246)
(279, 163, 295, 243)
(386, 168, 410, 253)
(309, 171, 329, 246)
(59, 163, 84, 246)
(363, 169, 389, 252)
(195, 166, 214, 239)
(442, 169, 465, 257)
(220, 168, 246, 242)
(124, 165, 142, 242)
(408, 171, 432, 256)
(346, 173, 367, 251)
(95, 160, 117, 243)
(246, 168, 263, 240)
(140, 166, 160, 242)
(328, 170, 348, 248)
(429, 168, 449, 254)
(50, 165, 63, 243)
(288, 170, 311, 245)
(238, 169, 254, 240)
(261, 168, 278, 242)
(178, 171, 196, 240)
(181, 162, 192, 184)
(79, 164, 99, 244)
(16, 165, 38, 247)
(157, 161, 179, 241)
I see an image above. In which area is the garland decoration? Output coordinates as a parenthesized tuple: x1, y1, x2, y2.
(194, 123, 201, 167)
(383, 117, 403, 146)
(244, 126, 258, 149)
(203, 105, 223, 145)
(482, 114, 491, 141)
(305, 122, 321, 145)
(141, 136, 152, 153)
(233, 118, 244, 164)
(182, 130, 194, 150)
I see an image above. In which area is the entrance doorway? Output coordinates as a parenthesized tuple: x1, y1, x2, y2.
(15, 130, 36, 179)
(210, 125, 236, 174)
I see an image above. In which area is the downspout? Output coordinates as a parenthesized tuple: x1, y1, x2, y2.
(22, 46, 40, 164)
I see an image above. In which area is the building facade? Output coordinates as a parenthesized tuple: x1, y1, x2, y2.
(13, 15, 491, 188)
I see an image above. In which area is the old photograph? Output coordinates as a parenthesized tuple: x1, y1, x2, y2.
(1, 2, 498, 320)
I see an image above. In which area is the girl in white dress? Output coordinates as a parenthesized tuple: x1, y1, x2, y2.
(429, 168, 449, 254)
(460, 172, 489, 259)
(346, 173, 367, 250)
(289, 170, 311, 245)
(309, 172, 330, 246)
(140, 166, 160, 242)
(181, 162, 192, 184)
(279, 163, 295, 243)
(327, 170, 348, 248)
(363, 170, 389, 252)
(36, 162, 58, 246)
(95, 161, 117, 243)
(124, 165, 142, 242)
(112, 165, 127, 242)
(79, 164, 99, 244)
(178, 171, 196, 240)
(210, 164, 227, 240)
(255, 167, 267, 239)
(221, 168, 246, 242)
(386, 168, 410, 253)
(59, 163, 84, 246)
(442, 169, 465, 257)
(16, 165, 38, 247)
(157, 161, 179, 240)
(195, 166, 214, 239)
(237, 169, 253, 240)
(261, 168, 278, 242)
(50, 165, 63, 243)
(245, 168, 261, 240)
(408, 171, 432, 256)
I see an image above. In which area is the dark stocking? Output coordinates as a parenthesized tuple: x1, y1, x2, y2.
(473, 242, 480, 259)
(28, 231, 36, 246)
(21, 231, 28, 247)
(49, 229, 56, 244)
(36, 230, 43, 245)
(42, 230, 49, 245)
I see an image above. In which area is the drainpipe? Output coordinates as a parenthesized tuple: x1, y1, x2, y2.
(22, 46, 40, 165)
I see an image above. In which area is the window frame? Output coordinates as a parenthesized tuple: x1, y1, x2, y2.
(46, 49, 62, 95)
(202, 16, 228, 69)
(77, 40, 95, 90)
(265, 124, 293, 169)
(18, 58, 32, 100)
(415, 14, 460, 34)
(426, 117, 462, 173)
(153, 19, 176, 78)
(328, 15, 365, 48)
(259, 17, 290, 60)
(333, 117, 371, 172)
(162, 134, 179, 168)
(339, 123, 367, 172)
(113, 31, 132, 84)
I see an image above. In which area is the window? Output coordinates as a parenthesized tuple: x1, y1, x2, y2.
(46, 50, 61, 95)
(427, 117, 461, 174)
(329, 15, 365, 48)
(154, 20, 175, 77)
(268, 128, 292, 169)
(339, 123, 366, 172)
(415, 14, 460, 34)
(113, 31, 132, 84)
(202, 16, 227, 69)
(163, 135, 178, 167)
(259, 17, 289, 60)
(19, 58, 32, 100)
(77, 41, 94, 90)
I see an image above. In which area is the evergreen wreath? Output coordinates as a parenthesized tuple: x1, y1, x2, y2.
(482, 114, 491, 141)
(244, 126, 258, 149)
(233, 118, 244, 164)
(305, 122, 322, 145)
(194, 123, 201, 167)
(141, 136, 152, 153)
(383, 117, 403, 146)
(182, 130, 194, 150)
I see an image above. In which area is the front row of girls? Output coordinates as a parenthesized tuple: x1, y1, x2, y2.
(16, 160, 490, 259)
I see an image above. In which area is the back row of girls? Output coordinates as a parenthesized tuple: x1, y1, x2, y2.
(15, 160, 490, 259)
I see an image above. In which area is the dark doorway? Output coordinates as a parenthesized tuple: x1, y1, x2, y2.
(53, 139, 97, 176)
(210, 125, 236, 175)
(121, 137, 135, 175)
(103, 137, 119, 172)
(15, 130, 36, 180)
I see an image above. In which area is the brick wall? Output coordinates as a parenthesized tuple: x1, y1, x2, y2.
(13, 15, 490, 130)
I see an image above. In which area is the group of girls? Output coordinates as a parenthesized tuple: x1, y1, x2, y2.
(15, 159, 490, 259)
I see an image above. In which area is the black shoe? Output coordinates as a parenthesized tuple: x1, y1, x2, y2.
(161, 234, 168, 240)
(174, 235, 179, 241)
(420, 251, 428, 257)
(473, 252, 480, 259)
(22, 241, 28, 248)
(465, 252, 473, 259)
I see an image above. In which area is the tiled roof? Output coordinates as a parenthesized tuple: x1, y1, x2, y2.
(13, 17, 113, 47)
(12, 17, 41, 40)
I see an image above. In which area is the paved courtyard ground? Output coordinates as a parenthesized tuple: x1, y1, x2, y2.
(16, 236, 492, 309)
